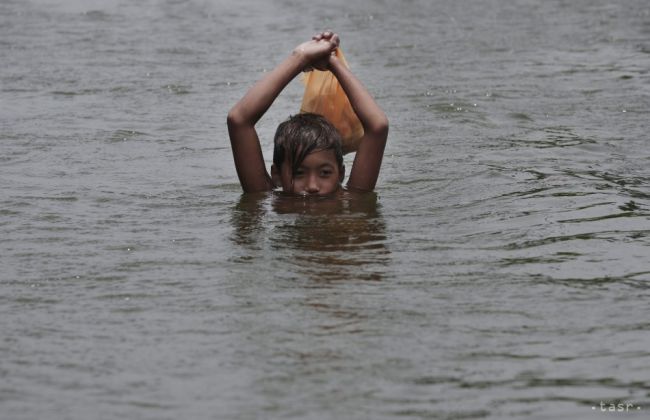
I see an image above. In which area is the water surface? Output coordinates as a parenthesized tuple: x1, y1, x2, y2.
(1, 0, 649, 418)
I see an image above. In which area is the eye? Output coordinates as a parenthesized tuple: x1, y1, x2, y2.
(294, 169, 305, 178)
(320, 169, 333, 177)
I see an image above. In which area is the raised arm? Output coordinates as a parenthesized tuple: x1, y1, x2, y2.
(227, 35, 339, 193)
(328, 48, 389, 191)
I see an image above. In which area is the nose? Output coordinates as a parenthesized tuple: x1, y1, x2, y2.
(305, 175, 319, 194)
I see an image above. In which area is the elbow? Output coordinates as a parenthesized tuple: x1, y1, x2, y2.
(366, 113, 389, 138)
(228, 106, 258, 129)
(227, 107, 245, 128)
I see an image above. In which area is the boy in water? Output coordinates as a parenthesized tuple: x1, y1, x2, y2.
(227, 31, 388, 195)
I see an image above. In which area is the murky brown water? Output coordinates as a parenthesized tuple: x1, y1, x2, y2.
(1, 0, 649, 418)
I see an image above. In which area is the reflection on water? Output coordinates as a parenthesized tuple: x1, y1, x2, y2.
(230, 192, 267, 249)
(230, 191, 389, 281)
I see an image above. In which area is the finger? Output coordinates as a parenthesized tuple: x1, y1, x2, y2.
(330, 33, 340, 48)
(316, 31, 330, 41)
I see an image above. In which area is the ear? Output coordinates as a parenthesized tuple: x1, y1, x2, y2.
(339, 164, 346, 183)
(271, 164, 281, 188)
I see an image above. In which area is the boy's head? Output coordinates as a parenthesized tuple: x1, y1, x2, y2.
(271, 113, 345, 195)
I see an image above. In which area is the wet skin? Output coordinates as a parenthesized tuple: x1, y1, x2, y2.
(278, 149, 345, 196)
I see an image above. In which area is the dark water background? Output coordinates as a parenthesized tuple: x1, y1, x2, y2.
(1, 0, 649, 418)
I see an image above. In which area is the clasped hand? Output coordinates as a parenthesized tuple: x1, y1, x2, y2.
(294, 31, 340, 72)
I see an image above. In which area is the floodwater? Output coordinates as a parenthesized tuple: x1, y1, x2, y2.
(1, 0, 649, 418)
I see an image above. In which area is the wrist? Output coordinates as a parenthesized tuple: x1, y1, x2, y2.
(291, 47, 310, 70)
(328, 53, 345, 73)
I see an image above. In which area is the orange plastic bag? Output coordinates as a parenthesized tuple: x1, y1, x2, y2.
(300, 49, 364, 154)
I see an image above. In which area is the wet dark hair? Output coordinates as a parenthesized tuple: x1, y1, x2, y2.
(273, 113, 343, 175)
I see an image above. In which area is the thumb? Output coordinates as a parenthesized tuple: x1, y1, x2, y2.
(330, 34, 340, 48)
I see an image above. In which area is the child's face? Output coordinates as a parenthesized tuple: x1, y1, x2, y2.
(281, 149, 343, 196)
